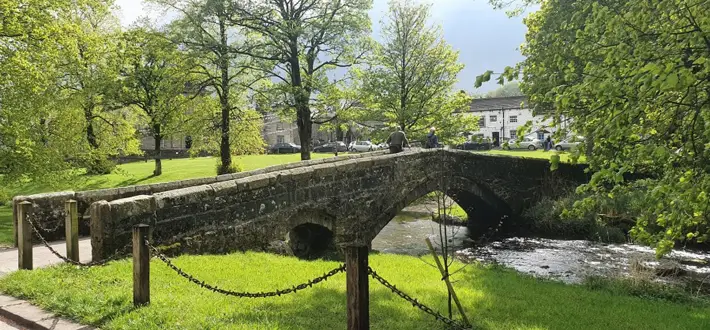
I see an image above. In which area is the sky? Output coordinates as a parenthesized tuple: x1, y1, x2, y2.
(113, 0, 530, 93)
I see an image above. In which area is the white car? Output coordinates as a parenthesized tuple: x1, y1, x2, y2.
(350, 141, 378, 152)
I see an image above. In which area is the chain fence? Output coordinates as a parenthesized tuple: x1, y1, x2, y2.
(368, 267, 470, 330)
(26, 217, 132, 267)
(146, 240, 346, 298)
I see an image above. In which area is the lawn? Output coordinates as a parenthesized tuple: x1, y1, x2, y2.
(0, 252, 707, 330)
(0, 154, 341, 246)
(473, 149, 587, 163)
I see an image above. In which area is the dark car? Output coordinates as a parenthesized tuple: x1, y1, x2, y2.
(269, 142, 301, 154)
(455, 141, 492, 151)
(313, 141, 348, 153)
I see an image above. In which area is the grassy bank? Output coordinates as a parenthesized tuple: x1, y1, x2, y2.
(0, 252, 707, 329)
(474, 149, 586, 163)
(0, 154, 340, 246)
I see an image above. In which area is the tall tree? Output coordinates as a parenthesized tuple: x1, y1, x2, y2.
(118, 26, 201, 176)
(151, 0, 262, 174)
(228, 0, 373, 160)
(485, 82, 523, 98)
(488, 0, 710, 254)
(358, 0, 476, 145)
(60, 2, 142, 174)
(0, 0, 108, 186)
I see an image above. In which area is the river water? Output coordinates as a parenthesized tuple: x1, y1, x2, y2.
(371, 217, 710, 286)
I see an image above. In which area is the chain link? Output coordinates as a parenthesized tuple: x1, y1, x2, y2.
(146, 240, 346, 298)
(368, 267, 470, 330)
(26, 217, 131, 267)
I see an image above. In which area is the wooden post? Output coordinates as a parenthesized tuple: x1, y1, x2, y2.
(17, 202, 33, 270)
(64, 200, 79, 262)
(133, 224, 150, 306)
(425, 237, 470, 326)
(346, 246, 369, 330)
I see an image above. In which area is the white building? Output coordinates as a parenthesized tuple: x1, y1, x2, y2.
(467, 96, 559, 145)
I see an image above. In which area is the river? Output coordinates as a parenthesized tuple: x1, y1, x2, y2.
(372, 207, 710, 286)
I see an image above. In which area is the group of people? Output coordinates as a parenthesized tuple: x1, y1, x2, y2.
(385, 126, 439, 154)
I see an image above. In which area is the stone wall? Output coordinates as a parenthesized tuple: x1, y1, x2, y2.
(11, 151, 388, 245)
(90, 149, 589, 260)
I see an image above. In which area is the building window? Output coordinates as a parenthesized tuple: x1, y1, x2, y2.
(478, 116, 485, 127)
(490, 115, 497, 122)
(537, 131, 545, 140)
(509, 115, 518, 123)
(277, 135, 285, 143)
(510, 130, 517, 140)
(276, 122, 284, 131)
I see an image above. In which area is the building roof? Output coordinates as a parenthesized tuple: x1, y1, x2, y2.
(469, 95, 528, 112)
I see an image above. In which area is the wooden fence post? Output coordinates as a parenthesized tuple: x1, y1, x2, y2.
(346, 246, 369, 330)
(64, 200, 79, 262)
(133, 224, 150, 306)
(17, 202, 33, 270)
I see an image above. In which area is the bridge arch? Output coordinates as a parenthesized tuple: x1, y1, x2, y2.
(285, 209, 337, 260)
(369, 175, 511, 243)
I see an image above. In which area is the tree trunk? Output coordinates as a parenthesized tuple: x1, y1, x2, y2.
(335, 123, 344, 141)
(84, 106, 99, 149)
(218, 15, 232, 172)
(153, 124, 162, 176)
(296, 105, 312, 160)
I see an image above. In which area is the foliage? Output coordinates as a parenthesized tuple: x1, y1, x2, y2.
(484, 82, 524, 98)
(1, 253, 708, 329)
(58, 1, 142, 171)
(152, 0, 266, 172)
(181, 97, 266, 160)
(117, 24, 203, 176)
(511, 0, 710, 255)
(358, 0, 476, 146)
(0, 0, 109, 187)
(228, 0, 373, 160)
(215, 160, 243, 175)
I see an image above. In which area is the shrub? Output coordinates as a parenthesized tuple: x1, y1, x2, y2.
(85, 157, 116, 175)
(216, 161, 243, 175)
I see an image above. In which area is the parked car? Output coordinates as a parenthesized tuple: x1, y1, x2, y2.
(503, 137, 543, 150)
(269, 142, 301, 154)
(350, 141, 378, 152)
(455, 140, 492, 151)
(554, 137, 583, 151)
(313, 141, 348, 153)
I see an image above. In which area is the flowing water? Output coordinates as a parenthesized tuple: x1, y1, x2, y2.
(372, 212, 710, 285)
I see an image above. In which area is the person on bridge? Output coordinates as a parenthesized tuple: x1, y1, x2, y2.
(386, 126, 409, 153)
(425, 127, 439, 149)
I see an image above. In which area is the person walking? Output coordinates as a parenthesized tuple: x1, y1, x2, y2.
(544, 136, 552, 151)
(386, 126, 409, 153)
(425, 127, 439, 149)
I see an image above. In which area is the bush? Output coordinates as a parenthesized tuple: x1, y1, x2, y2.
(216, 161, 243, 175)
(85, 157, 116, 175)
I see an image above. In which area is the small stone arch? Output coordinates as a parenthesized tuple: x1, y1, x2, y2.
(367, 175, 511, 243)
(285, 209, 337, 260)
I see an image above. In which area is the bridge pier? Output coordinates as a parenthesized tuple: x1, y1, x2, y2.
(345, 246, 369, 330)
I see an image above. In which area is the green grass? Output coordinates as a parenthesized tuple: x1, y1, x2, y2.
(0, 154, 342, 246)
(473, 149, 587, 163)
(0, 252, 707, 330)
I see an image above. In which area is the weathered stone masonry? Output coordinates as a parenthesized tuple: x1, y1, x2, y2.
(11, 151, 388, 245)
(88, 149, 589, 260)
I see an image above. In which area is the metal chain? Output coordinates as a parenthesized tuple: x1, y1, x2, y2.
(26, 217, 131, 267)
(146, 240, 346, 298)
(368, 267, 470, 330)
(28, 213, 63, 233)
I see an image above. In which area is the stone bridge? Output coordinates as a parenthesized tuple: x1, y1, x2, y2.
(13, 149, 588, 260)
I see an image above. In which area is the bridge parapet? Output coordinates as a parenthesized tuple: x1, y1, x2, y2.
(89, 149, 588, 259)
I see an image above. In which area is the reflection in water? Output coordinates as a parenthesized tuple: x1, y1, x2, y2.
(372, 219, 710, 285)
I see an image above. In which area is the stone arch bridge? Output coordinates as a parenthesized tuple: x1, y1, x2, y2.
(13, 149, 588, 260)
